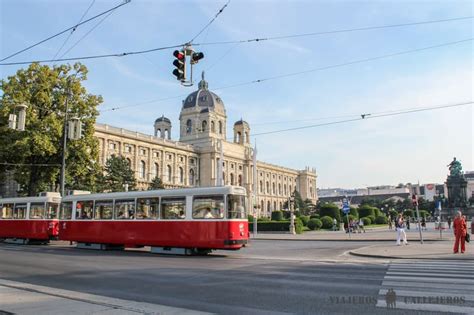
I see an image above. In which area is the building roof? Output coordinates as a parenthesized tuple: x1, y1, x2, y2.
(234, 119, 249, 126)
(182, 71, 225, 112)
(155, 115, 171, 124)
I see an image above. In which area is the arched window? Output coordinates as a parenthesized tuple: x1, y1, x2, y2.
(164, 129, 169, 139)
(189, 169, 195, 186)
(186, 119, 192, 134)
(167, 165, 172, 183)
(179, 167, 184, 184)
(266, 182, 270, 194)
(279, 202, 282, 210)
(201, 120, 207, 132)
(278, 184, 281, 195)
(223, 172, 225, 184)
(274, 201, 277, 211)
(236, 132, 241, 143)
(245, 132, 249, 143)
(238, 174, 242, 186)
(284, 184, 287, 196)
(261, 200, 264, 213)
(140, 161, 146, 179)
(218, 121, 223, 134)
(267, 201, 271, 212)
(211, 121, 215, 132)
(259, 180, 263, 193)
(230, 173, 234, 185)
(152, 163, 159, 178)
(126, 158, 132, 166)
(272, 183, 276, 195)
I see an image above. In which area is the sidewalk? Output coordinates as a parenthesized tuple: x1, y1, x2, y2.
(349, 241, 474, 260)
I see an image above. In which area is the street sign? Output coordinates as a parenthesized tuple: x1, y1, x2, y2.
(342, 199, 350, 214)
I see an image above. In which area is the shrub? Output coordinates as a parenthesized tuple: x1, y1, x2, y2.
(374, 208, 382, 217)
(350, 207, 359, 219)
(310, 214, 320, 219)
(403, 210, 414, 218)
(366, 215, 376, 224)
(375, 215, 387, 224)
(308, 218, 323, 230)
(362, 217, 371, 225)
(342, 215, 357, 224)
(320, 216, 334, 229)
(389, 210, 398, 220)
(295, 218, 304, 234)
(249, 221, 290, 232)
(358, 205, 375, 218)
(271, 211, 284, 221)
(300, 216, 310, 226)
(258, 216, 270, 222)
(247, 215, 254, 222)
(320, 203, 341, 222)
(418, 210, 429, 218)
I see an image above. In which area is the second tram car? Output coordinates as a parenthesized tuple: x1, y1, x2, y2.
(59, 186, 248, 253)
(0, 192, 61, 244)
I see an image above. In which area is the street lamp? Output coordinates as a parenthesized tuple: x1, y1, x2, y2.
(289, 192, 296, 235)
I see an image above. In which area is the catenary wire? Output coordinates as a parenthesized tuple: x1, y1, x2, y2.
(52, 0, 96, 62)
(102, 37, 473, 112)
(0, 0, 130, 63)
(189, 0, 231, 44)
(2, 14, 470, 66)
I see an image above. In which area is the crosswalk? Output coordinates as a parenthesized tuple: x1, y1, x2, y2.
(377, 260, 474, 314)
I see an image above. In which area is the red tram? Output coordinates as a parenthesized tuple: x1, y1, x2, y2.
(59, 186, 249, 254)
(0, 193, 60, 244)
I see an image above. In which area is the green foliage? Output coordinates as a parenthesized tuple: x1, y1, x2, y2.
(365, 215, 376, 224)
(247, 215, 254, 222)
(375, 215, 388, 224)
(0, 63, 103, 195)
(103, 155, 136, 192)
(403, 209, 414, 218)
(310, 214, 320, 219)
(362, 217, 372, 225)
(320, 216, 334, 229)
(258, 216, 270, 222)
(271, 211, 284, 221)
(418, 210, 430, 218)
(389, 210, 398, 220)
(374, 207, 382, 217)
(319, 203, 341, 222)
(342, 215, 357, 224)
(300, 215, 310, 226)
(249, 220, 303, 234)
(307, 218, 323, 230)
(295, 218, 303, 234)
(358, 205, 376, 218)
(149, 176, 165, 190)
(349, 207, 359, 218)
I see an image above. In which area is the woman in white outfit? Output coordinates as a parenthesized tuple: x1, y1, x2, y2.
(396, 214, 408, 245)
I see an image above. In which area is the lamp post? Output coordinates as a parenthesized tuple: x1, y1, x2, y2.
(289, 193, 296, 234)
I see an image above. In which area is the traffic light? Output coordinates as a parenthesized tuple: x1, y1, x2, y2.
(172, 50, 186, 81)
(191, 51, 204, 64)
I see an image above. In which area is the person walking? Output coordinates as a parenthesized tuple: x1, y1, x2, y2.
(396, 214, 408, 245)
(421, 216, 427, 231)
(453, 211, 467, 254)
(358, 218, 365, 233)
(332, 218, 338, 231)
(388, 215, 393, 230)
(447, 216, 452, 229)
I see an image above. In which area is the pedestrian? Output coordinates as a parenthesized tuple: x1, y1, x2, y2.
(421, 216, 427, 231)
(447, 216, 452, 229)
(406, 216, 411, 230)
(333, 218, 338, 231)
(396, 214, 408, 245)
(453, 211, 467, 254)
(358, 218, 365, 233)
(388, 215, 393, 230)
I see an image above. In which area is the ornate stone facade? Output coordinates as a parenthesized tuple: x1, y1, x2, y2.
(95, 75, 318, 217)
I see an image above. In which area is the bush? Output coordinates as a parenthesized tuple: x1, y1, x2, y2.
(358, 205, 375, 218)
(362, 217, 372, 225)
(320, 203, 341, 222)
(374, 208, 382, 217)
(403, 210, 414, 218)
(271, 211, 284, 221)
(389, 210, 398, 220)
(366, 215, 376, 224)
(350, 207, 359, 219)
(342, 215, 357, 224)
(300, 216, 310, 226)
(375, 215, 387, 224)
(249, 220, 304, 234)
(310, 214, 320, 219)
(320, 216, 334, 229)
(247, 215, 254, 222)
(419, 210, 429, 218)
(307, 218, 323, 230)
(258, 216, 270, 222)
(295, 218, 304, 234)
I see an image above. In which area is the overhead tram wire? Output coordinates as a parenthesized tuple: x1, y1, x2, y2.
(1, 15, 471, 66)
(99, 37, 473, 112)
(193, 15, 474, 47)
(189, 0, 231, 44)
(0, 0, 130, 63)
(51, 0, 96, 63)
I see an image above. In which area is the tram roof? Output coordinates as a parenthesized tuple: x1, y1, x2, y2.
(62, 186, 247, 202)
(0, 194, 61, 204)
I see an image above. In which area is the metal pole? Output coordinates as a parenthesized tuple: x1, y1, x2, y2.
(347, 213, 351, 239)
(290, 198, 295, 234)
(60, 87, 70, 197)
(415, 202, 423, 244)
(252, 143, 258, 237)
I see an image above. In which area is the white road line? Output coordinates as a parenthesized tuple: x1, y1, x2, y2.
(383, 275, 474, 284)
(382, 280, 473, 291)
(376, 300, 474, 314)
(387, 271, 474, 278)
(379, 288, 474, 301)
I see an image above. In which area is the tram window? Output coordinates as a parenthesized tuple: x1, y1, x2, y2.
(227, 195, 247, 219)
(1, 203, 13, 219)
(46, 203, 59, 219)
(60, 202, 73, 219)
(161, 197, 186, 220)
(114, 199, 135, 220)
(94, 200, 113, 220)
(29, 203, 46, 219)
(76, 200, 94, 220)
(13, 204, 27, 219)
(136, 198, 158, 219)
(192, 196, 224, 219)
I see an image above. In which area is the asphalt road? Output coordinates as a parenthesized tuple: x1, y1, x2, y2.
(0, 240, 446, 314)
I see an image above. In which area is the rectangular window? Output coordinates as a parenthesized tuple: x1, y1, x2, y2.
(13, 204, 27, 219)
(114, 199, 135, 220)
(192, 195, 224, 219)
(47, 203, 59, 219)
(161, 197, 186, 219)
(227, 195, 247, 219)
(1, 203, 13, 219)
(60, 202, 73, 220)
(94, 200, 113, 220)
(29, 203, 46, 219)
(136, 198, 159, 219)
(76, 200, 94, 220)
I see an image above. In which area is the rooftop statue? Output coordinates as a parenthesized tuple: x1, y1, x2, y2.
(447, 157, 463, 177)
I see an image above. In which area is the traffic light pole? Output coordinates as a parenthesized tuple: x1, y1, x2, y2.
(60, 88, 70, 198)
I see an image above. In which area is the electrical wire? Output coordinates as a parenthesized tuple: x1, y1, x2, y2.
(51, 0, 96, 62)
(102, 37, 473, 112)
(189, 0, 231, 44)
(0, 0, 130, 63)
(0, 163, 62, 167)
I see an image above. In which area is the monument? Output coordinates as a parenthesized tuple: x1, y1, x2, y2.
(445, 157, 469, 216)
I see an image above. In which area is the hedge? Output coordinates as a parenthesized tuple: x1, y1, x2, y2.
(365, 215, 376, 224)
(362, 217, 371, 225)
(308, 218, 322, 230)
(249, 220, 303, 234)
(375, 215, 387, 224)
(358, 205, 375, 218)
(300, 216, 310, 226)
(320, 203, 341, 222)
(271, 211, 284, 221)
(310, 214, 320, 219)
(403, 210, 414, 218)
(342, 214, 357, 224)
(320, 216, 334, 229)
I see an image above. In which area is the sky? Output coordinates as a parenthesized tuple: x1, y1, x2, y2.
(1, 0, 473, 189)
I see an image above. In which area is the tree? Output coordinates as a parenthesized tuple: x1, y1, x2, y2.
(149, 176, 165, 190)
(103, 155, 136, 192)
(319, 203, 341, 222)
(0, 63, 103, 195)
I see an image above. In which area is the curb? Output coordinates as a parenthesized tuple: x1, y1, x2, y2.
(251, 238, 448, 242)
(348, 250, 474, 261)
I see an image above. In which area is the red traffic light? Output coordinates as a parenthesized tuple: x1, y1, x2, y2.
(173, 50, 185, 60)
(191, 52, 204, 64)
